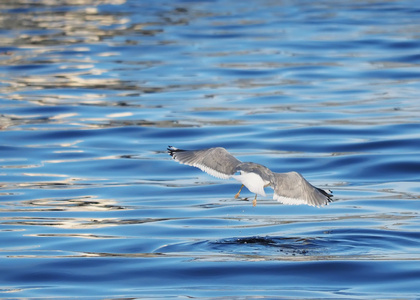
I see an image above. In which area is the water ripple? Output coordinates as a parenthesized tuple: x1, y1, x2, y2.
(155, 227, 420, 261)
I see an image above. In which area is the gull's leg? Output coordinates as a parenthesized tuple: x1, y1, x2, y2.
(234, 184, 244, 199)
(253, 194, 257, 207)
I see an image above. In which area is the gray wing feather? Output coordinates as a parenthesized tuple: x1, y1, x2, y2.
(168, 146, 241, 179)
(271, 171, 332, 207)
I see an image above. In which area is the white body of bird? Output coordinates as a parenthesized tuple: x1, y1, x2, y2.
(232, 171, 268, 197)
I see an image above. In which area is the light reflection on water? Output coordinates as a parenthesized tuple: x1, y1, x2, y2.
(1, 0, 420, 298)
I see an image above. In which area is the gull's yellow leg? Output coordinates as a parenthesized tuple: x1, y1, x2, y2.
(253, 194, 257, 207)
(234, 184, 244, 199)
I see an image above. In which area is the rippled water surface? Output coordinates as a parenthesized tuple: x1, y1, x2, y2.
(1, 0, 420, 298)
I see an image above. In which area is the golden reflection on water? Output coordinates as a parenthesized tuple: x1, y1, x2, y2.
(1, 195, 122, 212)
(0, 0, 172, 98)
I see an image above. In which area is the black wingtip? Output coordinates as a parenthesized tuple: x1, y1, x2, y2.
(167, 145, 175, 157)
(167, 145, 185, 157)
(317, 187, 333, 203)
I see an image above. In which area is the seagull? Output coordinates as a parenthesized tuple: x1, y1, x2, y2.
(167, 146, 332, 207)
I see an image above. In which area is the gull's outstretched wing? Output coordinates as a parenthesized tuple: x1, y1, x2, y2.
(167, 146, 242, 179)
(271, 171, 332, 207)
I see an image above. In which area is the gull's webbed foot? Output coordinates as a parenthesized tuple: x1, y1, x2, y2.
(252, 194, 257, 207)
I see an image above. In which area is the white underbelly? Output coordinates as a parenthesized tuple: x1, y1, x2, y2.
(233, 172, 268, 197)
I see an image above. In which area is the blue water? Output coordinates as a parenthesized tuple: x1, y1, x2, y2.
(1, 0, 420, 298)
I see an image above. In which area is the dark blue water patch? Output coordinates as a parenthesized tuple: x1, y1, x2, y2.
(359, 1, 419, 14)
(323, 153, 372, 172)
(1, 126, 145, 145)
(2, 7, 33, 14)
(377, 54, 420, 64)
(266, 124, 420, 151)
(51, 47, 91, 56)
(0, 144, 27, 155)
(330, 137, 420, 153)
(0, 146, 48, 169)
(30, 158, 157, 182)
(367, 123, 420, 138)
(313, 228, 420, 255)
(7, 257, 120, 284)
(179, 30, 247, 40)
(0, 46, 18, 54)
(386, 40, 420, 50)
(89, 156, 161, 175)
(368, 159, 420, 178)
(355, 156, 420, 181)
(159, 181, 233, 200)
(280, 63, 339, 74)
(142, 125, 255, 141)
(217, 68, 280, 78)
(361, 69, 420, 80)
(353, 38, 396, 49)
(8, 105, 75, 116)
(6, 64, 51, 72)
(280, 40, 377, 52)
(323, 152, 420, 182)
(2, 255, 420, 298)
(272, 125, 384, 139)
(12, 128, 100, 141)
